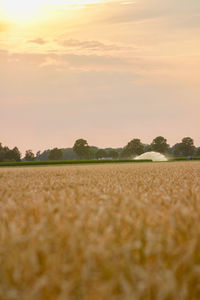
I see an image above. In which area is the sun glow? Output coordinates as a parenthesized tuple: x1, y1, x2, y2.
(0, 0, 103, 23)
(0, 0, 44, 23)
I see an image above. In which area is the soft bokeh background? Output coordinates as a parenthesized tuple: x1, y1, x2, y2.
(0, 0, 200, 153)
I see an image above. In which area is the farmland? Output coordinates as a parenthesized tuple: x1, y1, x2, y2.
(0, 162, 200, 300)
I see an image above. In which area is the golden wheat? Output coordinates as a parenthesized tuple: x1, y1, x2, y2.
(0, 162, 200, 300)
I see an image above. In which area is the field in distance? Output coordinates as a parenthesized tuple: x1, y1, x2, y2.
(0, 162, 200, 299)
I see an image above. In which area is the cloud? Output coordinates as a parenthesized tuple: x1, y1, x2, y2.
(3, 51, 130, 72)
(26, 37, 121, 55)
(28, 38, 47, 45)
(60, 39, 120, 51)
(0, 49, 137, 105)
(101, 0, 200, 29)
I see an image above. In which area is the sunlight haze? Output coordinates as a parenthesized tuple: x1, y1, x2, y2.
(0, 0, 200, 153)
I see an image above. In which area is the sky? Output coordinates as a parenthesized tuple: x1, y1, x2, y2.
(0, 0, 200, 153)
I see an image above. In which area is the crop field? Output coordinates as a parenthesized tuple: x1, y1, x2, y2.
(0, 162, 200, 300)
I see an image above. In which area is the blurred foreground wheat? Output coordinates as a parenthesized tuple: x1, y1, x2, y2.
(0, 162, 200, 300)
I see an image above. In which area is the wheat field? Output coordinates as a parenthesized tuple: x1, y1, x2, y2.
(0, 162, 200, 300)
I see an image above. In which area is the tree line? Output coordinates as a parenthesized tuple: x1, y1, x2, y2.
(0, 143, 21, 162)
(72, 137, 200, 160)
(0, 136, 200, 162)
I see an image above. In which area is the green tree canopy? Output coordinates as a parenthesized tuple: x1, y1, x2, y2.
(180, 137, 195, 157)
(107, 149, 119, 159)
(73, 139, 91, 159)
(25, 150, 35, 161)
(48, 148, 63, 161)
(121, 139, 144, 158)
(0, 145, 21, 162)
(120, 147, 131, 158)
(12, 147, 21, 161)
(0, 143, 5, 162)
(172, 143, 183, 156)
(196, 147, 200, 156)
(95, 149, 107, 159)
(151, 136, 169, 154)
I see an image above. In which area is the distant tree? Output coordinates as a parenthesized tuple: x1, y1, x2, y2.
(91, 146, 99, 153)
(4, 147, 21, 162)
(61, 149, 79, 160)
(95, 149, 107, 159)
(128, 139, 144, 155)
(12, 147, 21, 161)
(0, 143, 21, 162)
(35, 151, 41, 161)
(107, 149, 119, 159)
(196, 147, 200, 156)
(180, 137, 195, 157)
(151, 136, 169, 154)
(144, 144, 152, 153)
(87, 147, 95, 159)
(36, 151, 41, 157)
(3, 147, 11, 161)
(172, 143, 183, 157)
(0, 143, 5, 162)
(121, 139, 144, 158)
(73, 139, 91, 159)
(25, 150, 35, 161)
(120, 147, 131, 158)
(38, 150, 50, 161)
(48, 148, 63, 160)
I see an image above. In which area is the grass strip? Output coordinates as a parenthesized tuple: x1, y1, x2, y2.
(0, 159, 152, 167)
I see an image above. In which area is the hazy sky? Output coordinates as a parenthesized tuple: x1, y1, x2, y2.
(0, 0, 200, 153)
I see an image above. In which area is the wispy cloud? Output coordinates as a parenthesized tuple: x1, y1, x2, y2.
(0, 50, 131, 72)
(102, 0, 200, 28)
(28, 38, 47, 45)
(60, 38, 120, 51)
